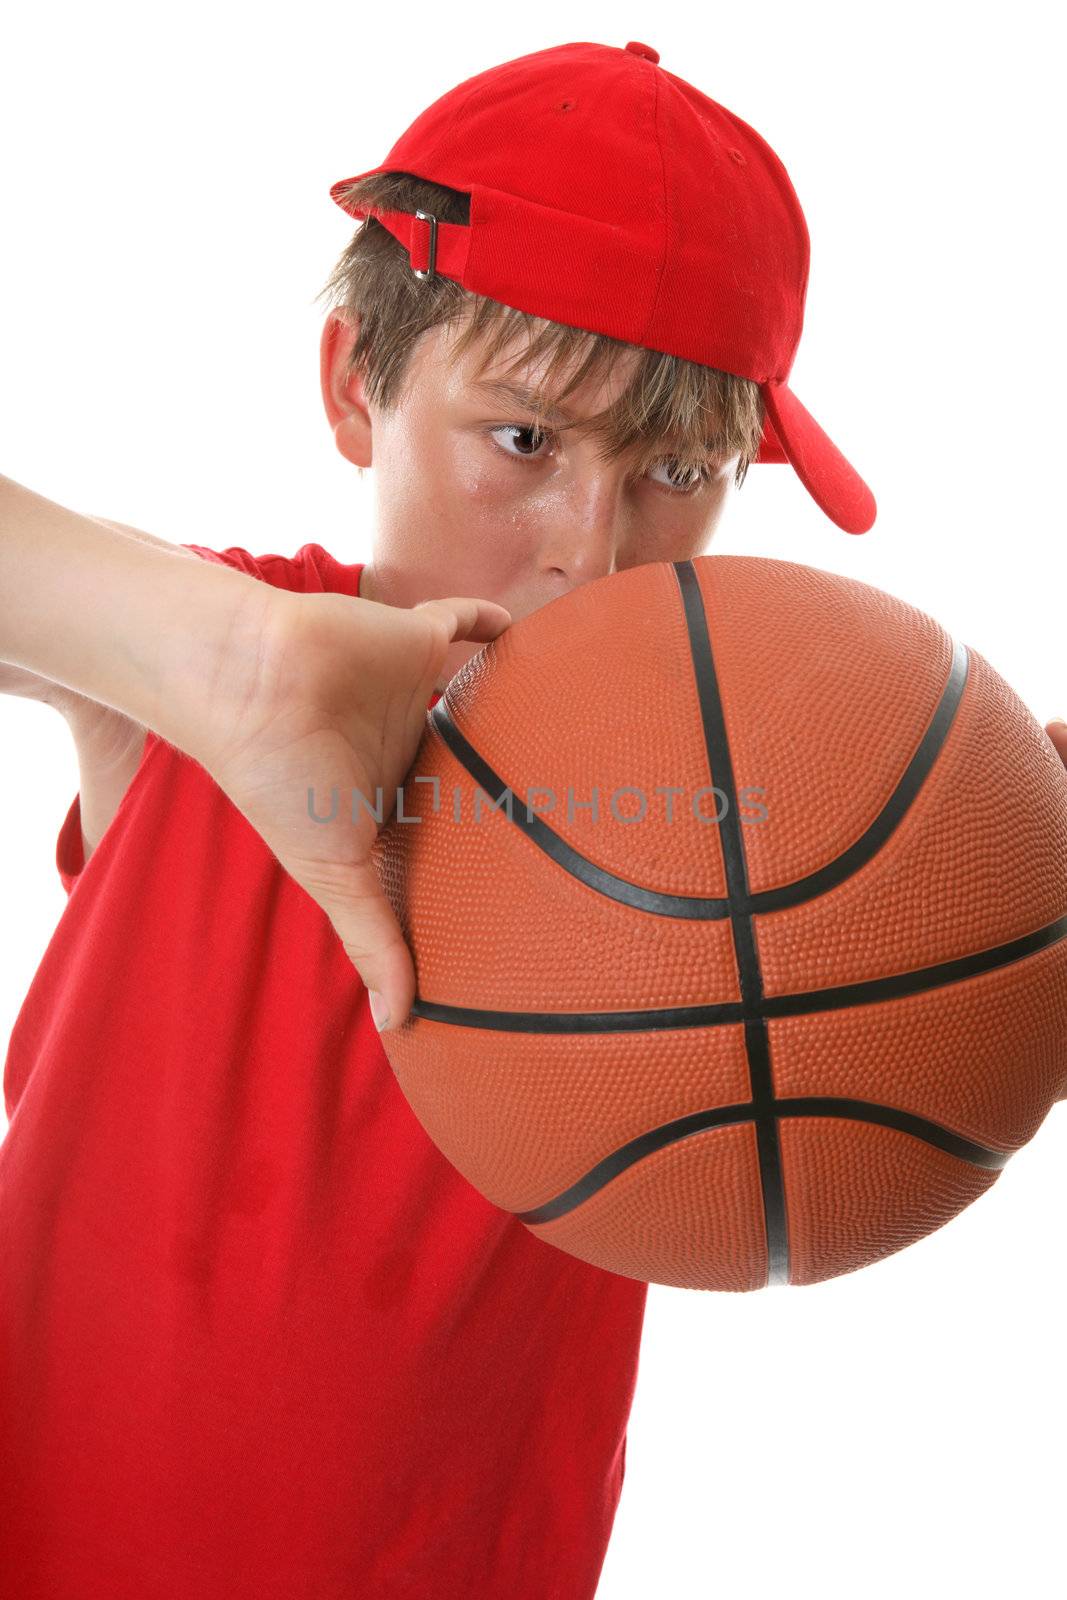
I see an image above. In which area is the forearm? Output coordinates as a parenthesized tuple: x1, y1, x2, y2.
(0, 474, 275, 764)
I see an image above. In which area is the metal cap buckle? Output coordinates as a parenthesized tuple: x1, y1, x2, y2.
(411, 210, 438, 280)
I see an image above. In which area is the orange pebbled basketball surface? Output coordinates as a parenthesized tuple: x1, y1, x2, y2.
(375, 555, 1067, 1291)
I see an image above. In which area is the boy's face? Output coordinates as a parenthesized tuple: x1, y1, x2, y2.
(321, 310, 739, 690)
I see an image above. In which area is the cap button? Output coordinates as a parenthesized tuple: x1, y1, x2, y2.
(624, 41, 660, 64)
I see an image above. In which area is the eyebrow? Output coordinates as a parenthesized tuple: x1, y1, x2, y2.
(471, 377, 733, 456)
(471, 378, 577, 423)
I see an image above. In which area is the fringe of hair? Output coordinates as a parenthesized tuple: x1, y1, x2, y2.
(314, 170, 766, 490)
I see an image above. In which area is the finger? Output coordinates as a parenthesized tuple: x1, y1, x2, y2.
(294, 854, 416, 1032)
(1046, 719, 1067, 767)
(414, 595, 512, 642)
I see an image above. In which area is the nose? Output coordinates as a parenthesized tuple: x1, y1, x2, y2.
(539, 481, 623, 588)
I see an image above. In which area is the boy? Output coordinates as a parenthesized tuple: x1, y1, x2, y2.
(6, 34, 1058, 1600)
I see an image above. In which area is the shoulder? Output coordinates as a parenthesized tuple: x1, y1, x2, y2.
(181, 544, 309, 594)
(183, 542, 363, 598)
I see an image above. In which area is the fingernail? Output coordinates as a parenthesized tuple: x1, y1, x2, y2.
(368, 989, 392, 1031)
(1051, 717, 1067, 729)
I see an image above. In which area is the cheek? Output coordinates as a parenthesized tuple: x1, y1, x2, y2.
(448, 433, 517, 510)
(626, 490, 713, 545)
(444, 439, 545, 556)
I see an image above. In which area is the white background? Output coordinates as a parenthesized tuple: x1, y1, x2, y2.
(2, 3, 1065, 1595)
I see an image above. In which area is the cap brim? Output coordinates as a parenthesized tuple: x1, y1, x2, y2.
(329, 167, 390, 217)
(756, 381, 876, 535)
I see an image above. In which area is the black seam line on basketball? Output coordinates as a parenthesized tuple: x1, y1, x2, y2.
(513, 1097, 1013, 1226)
(408, 906, 1067, 1032)
(428, 698, 732, 919)
(426, 629, 969, 923)
(673, 560, 788, 1287)
(747, 633, 970, 912)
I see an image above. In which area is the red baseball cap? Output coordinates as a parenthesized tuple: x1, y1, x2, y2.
(329, 39, 876, 535)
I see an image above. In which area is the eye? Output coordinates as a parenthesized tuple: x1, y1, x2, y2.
(487, 424, 719, 495)
(488, 423, 554, 460)
(645, 458, 718, 495)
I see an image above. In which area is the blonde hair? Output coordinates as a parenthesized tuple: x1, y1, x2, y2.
(315, 170, 765, 491)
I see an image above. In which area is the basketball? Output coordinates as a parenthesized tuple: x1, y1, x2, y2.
(372, 554, 1067, 1291)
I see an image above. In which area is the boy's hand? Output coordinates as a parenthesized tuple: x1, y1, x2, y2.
(192, 587, 512, 1034)
(1047, 722, 1067, 1103)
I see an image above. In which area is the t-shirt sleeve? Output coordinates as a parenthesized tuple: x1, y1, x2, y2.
(54, 739, 157, 899)
(56, 789, 86, 897)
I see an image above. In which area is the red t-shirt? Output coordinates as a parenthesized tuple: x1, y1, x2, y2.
(0, 542, 648, 1599)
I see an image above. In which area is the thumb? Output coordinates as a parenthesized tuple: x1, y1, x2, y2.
(299, 854, 415, 1033)
(1046, 718, 1067, 769)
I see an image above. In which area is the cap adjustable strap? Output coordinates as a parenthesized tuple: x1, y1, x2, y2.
(347, 205, 472, 285)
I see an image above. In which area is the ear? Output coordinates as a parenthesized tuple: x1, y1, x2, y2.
(320, 311, 373, 469)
